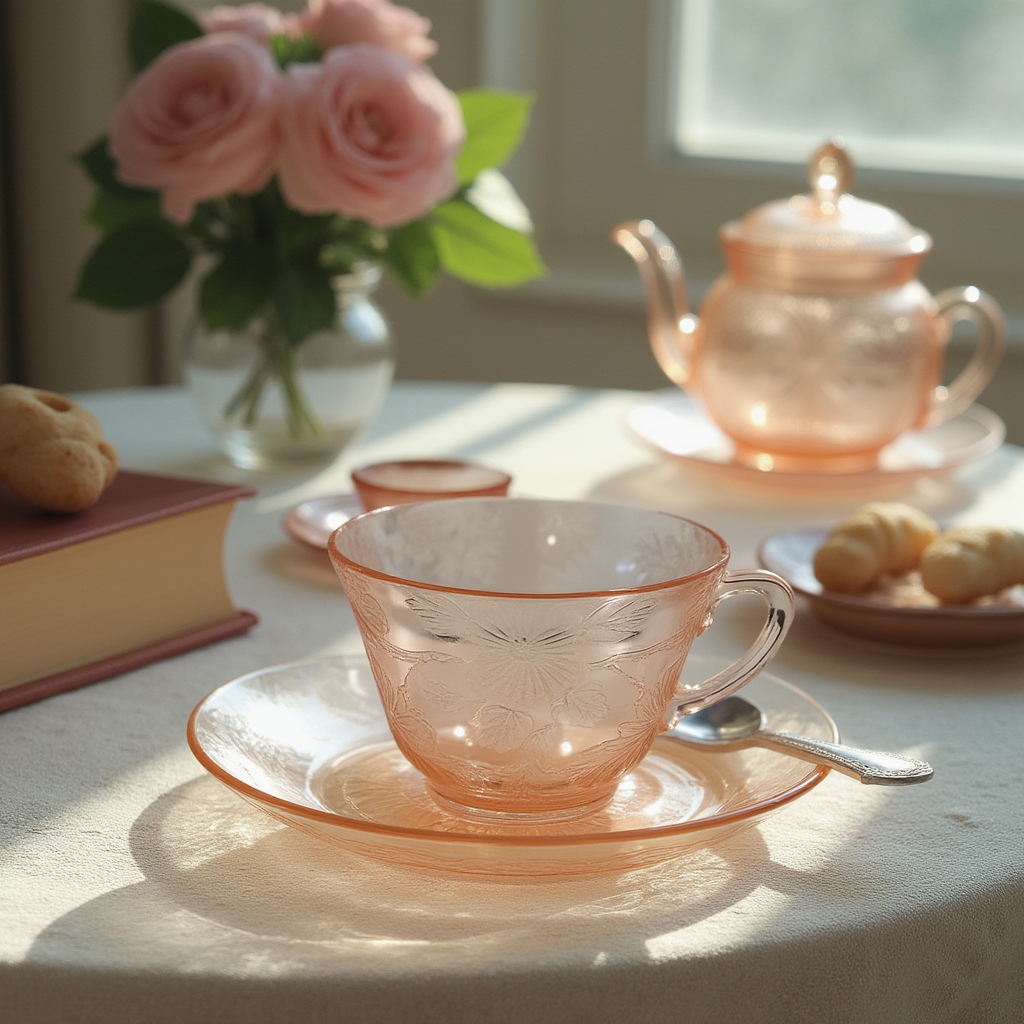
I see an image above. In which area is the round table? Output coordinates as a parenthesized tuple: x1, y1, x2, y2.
(2, 382, 1022, 1023)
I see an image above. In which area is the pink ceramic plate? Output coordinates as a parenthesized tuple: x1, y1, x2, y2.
(628, 390, 1005, 490)
(187, 655, 835, 878)
(759, 527, 1024, 650)
(283, 493, 363, 549)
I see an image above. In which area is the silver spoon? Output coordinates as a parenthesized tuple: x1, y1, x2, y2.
(670, 696, 933, 785)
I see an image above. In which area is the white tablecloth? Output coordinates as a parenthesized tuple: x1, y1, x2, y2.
(2, 382, 1022, 1023)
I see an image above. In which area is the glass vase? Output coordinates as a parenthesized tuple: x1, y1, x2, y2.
(184, 265, 395, 470)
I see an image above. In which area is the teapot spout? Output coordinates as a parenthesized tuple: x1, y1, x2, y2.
(613, 220, 697, 389)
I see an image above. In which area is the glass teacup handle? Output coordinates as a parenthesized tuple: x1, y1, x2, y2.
(925, 286, 1006, 426)
(671, 569, 794, 720)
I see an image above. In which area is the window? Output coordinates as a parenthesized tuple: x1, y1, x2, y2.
(482, 0, 1023, 344)
(671, 0, 1024, 179)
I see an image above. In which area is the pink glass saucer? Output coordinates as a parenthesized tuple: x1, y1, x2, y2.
(759, 527, 1024, 651)
(187, 655, 835, 878)
(627, 390, 1005, 491)
(283, 493, 363, 549)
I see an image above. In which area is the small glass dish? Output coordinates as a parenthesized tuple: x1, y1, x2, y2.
(351, 458, 512, 510)
(283, 493, 363, 549)
(282, 459, 512, 549)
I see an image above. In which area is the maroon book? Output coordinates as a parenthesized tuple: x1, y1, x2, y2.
(0, 470, 258, 712)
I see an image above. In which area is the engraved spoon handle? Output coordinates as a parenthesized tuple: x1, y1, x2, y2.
(757, 731, 933, 785)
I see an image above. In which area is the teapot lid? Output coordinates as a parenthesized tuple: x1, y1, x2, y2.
(720, 138, 931, 261)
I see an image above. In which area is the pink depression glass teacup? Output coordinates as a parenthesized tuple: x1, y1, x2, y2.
(328, 497, 794, 822)
(351, 458, 512, 511)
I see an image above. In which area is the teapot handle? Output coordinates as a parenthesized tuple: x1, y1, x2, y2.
(926, 286, 1006, 426)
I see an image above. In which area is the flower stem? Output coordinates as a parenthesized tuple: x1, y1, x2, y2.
(224, 359, 273, 426)
(274, 339, 323, 438)
(222, 314, 324, 439)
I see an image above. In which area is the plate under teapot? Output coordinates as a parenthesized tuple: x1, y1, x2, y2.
(627, 390, 1004, 491)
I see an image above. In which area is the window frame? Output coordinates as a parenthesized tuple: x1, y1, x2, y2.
(480, 0, 1024, 349)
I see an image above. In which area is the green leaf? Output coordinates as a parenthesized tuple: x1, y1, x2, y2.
(86, 185, 163, 232)
(77, 136, 165, 231)
(383, 220, 441, 295)
(456, 90, 533, 185)
(129, 0, 203, 72)
(430, 198, 545, 288)
(272, 262, 336, 345)
(77, 137, 120, 190)
(276, 208, 337, 262)
(464, 169, 533, 233)
(199, 244, 276, 331)
(269, 33, 323, 69)
(74, 222, 192, 309)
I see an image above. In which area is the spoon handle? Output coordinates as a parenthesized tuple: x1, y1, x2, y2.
(757, 731, 933, 785)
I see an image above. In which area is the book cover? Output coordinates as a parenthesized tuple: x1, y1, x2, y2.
(0, 470, 258, 712)
(0, 469, 254, 565)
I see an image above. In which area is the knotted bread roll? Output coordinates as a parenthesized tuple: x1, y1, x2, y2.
(920, 526, 1024, 604)
(812, 502, 940, 594)
(0, 384, 119, 513)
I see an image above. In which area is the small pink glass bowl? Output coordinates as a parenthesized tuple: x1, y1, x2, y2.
(351, 458, 512, 511)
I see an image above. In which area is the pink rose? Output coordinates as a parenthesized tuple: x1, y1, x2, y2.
(198, 4, 299, 43)
(277, 45, 464, 228)
(304, 0, 437, 62)
(109, 34, 283, 224)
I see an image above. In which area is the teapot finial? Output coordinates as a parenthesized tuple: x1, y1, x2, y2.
(808, 137, 854, 207)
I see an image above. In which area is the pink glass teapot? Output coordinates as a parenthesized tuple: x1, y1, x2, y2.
(614, 139, 1006, 473)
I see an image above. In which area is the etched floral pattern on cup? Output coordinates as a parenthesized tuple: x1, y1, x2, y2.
(330, 498, 793, 821)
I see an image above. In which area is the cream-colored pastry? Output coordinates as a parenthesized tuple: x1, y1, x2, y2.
(920, 526, 1024, 604)
(812, 502, 940, 594)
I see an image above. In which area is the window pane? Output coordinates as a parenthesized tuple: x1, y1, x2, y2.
(673, 0, 1024, 178)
